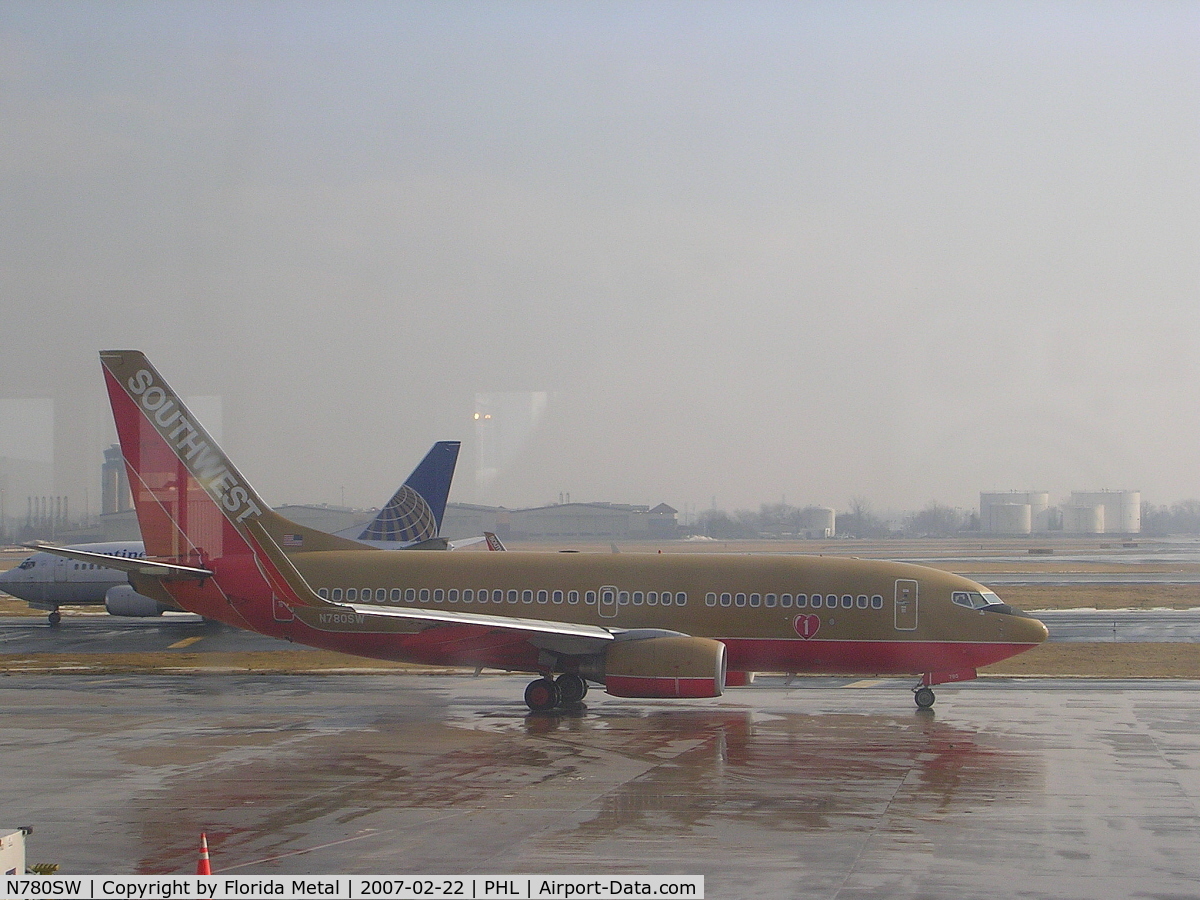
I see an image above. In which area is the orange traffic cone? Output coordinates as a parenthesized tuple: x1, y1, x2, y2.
(196, 833, 212, 876)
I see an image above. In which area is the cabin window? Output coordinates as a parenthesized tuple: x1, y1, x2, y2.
(318, 588, 329, 599)
(661, 592, 673, 606)
(585, 590, 596, 605)
(331, 588, 343, 601)
(553, 590, 564, 604)
(706, 593, 717, 607)
(522, 590, 533, 604)
(507, 590, 518, 603)
(676, 592, 687, 606)
(764, 593, 776, 608)
(387, 589, 399, 603)
(735, 593, 746, 607)
(720, 592, 731, 607)
(434, 589, 444, 603)
(448, 589, 459, 603)
(405, 588, 416, 603)
(749, 593, 761, 608)
(783, 593, 795, 608)
(568, 590, 579, 604)
(537, 590, 548, 604)
(646, 591, 658, 606)
(856, 594, 868, 609)
(346, 588, 358, 601)
(811, 594, 822, 609)
(871, 594, 883, 609)
(375, 589, 386, 602)
(632, 591, 644, 606)
(841, 595, 853, 609)
(462, 589, 473, 603)
(420, 588, 430, 602)
(618, 591, 630, 606)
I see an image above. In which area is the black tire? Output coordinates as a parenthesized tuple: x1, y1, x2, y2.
(524, 678, 561, 712)
(914, 687, 935, 709)
(555, 673, 588, 704)
(48, 611, 61, 626)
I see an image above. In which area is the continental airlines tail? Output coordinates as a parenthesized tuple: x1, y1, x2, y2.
(335, 441, 460, 546)
(84, 351, 1047, 712)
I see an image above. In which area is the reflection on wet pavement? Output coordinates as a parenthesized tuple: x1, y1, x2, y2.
(2, 674, 1199, 898)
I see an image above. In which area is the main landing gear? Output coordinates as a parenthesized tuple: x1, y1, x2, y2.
(524, 674, 589, 712)
(913, 685, 936, 710)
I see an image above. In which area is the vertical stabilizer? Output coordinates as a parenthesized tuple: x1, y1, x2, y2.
(100, 351, 331, 625)
(357, 441, 460, 542)
(102, 351, 267, 563)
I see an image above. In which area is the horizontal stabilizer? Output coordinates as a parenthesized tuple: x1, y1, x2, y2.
(25, 543, 213, 580)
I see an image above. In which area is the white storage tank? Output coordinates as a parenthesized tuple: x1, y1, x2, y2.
(1067, 491, 1140, 534)
(980, 492, 1049, 533)
(987, 503, 1032, 535)
(1064, 503, 1105, 534)
(801, 506, 836, 538)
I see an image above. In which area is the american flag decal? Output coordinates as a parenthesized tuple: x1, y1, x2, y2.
(282, 534, 303, 547)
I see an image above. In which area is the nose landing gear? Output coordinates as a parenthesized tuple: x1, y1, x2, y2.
(913, 685, 935, 709)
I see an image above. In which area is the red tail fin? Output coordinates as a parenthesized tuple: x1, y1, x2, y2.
(100, 351, 328, 627)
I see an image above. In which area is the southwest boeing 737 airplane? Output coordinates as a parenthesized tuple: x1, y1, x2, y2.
(31, 352, 1047, 711)
(1, 441, 460, 623)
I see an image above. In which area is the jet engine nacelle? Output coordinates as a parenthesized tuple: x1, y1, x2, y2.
(600, 636, 727, 699)
(104, 584, 168, 617)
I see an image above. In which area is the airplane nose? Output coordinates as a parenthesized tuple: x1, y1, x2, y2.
(1019, 614, 1050, 644)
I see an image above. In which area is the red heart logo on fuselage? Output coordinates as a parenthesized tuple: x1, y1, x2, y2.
(794, 614, 820, 639)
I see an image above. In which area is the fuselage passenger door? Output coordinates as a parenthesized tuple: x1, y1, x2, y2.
(894, 579, 918, 631)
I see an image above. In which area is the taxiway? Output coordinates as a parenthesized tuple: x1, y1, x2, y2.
(4, 673, 1200, 898)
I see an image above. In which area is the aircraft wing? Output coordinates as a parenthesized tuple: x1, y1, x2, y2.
(343, 602, 616, 643)
(25, 543, 213, 580)
(342, 604, 688, 658)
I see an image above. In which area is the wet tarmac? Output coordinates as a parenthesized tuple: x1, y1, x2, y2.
(4, 673, 1200, 898)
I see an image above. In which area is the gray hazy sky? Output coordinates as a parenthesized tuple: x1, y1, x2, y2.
(2, 1, 1198, 517)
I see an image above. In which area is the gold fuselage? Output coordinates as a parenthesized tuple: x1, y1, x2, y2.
(289, 549, 1048, 648)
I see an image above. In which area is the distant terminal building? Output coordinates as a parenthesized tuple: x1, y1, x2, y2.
(442, 501, 680, 542)
(1063, 490, 1140, 535)
(980, 492, 1051, 535)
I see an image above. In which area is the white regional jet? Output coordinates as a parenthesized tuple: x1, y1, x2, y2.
(0, 441, 460, 624)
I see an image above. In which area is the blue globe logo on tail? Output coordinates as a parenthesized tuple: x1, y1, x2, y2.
(359, 485, 439, 543)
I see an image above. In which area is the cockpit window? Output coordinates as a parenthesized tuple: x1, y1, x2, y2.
(17, 558, 36, 570)
(952, 590, 1004, 610)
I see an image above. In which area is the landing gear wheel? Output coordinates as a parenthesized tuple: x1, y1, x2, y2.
(47, 611, 61, 626)
(914, 686, 936, 709)
(524, 678, 562, 712)
(555, 673, 588, 704)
